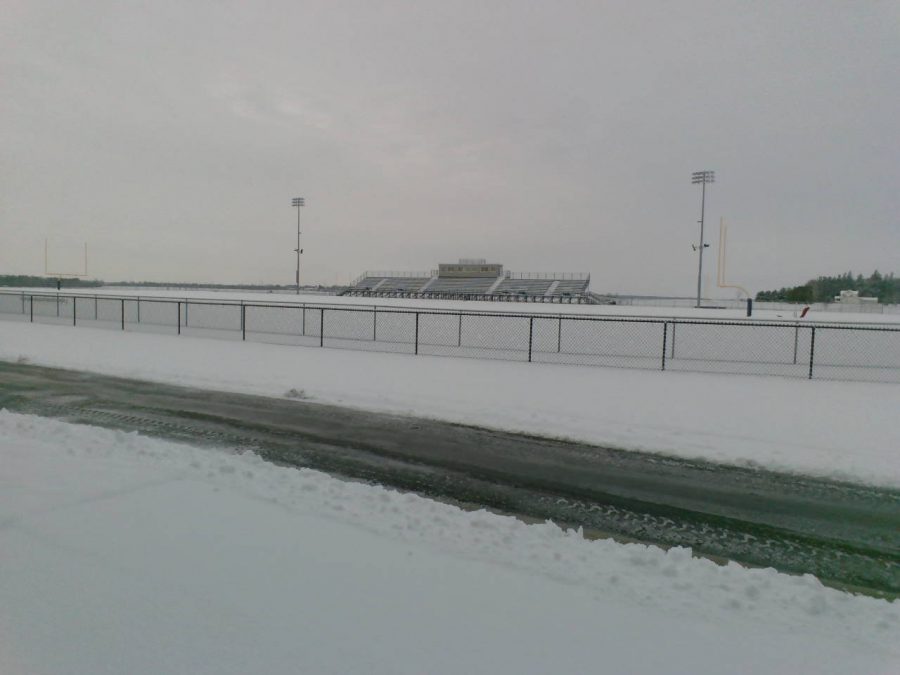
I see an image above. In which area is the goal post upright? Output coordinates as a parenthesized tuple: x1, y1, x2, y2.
(44, 238, 89, 279)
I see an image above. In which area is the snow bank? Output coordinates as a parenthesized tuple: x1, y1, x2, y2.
(2, 320, 900, 487)
(1, 411, 896, 675)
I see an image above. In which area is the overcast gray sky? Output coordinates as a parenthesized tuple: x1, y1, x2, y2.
(2, 1, 898, 294)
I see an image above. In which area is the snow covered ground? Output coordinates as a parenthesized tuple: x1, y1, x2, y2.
(3, 286, 899, 324)
(2, 289, 900, 387)
(1, 411, 897, 675)
(6, 287, 900, 383)
(1, 320, 899, 488)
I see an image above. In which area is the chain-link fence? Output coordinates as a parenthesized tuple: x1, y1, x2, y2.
(613, 296, 900, 315)
(2, 291, 898, 383)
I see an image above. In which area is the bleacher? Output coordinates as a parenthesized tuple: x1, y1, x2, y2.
(354, 277, 388, 291)
(343, 260, 594, 303)
(553, 279, 590, 296)
(493, 279, 553, 296)
(426, 277, 497, 294)
(376, 277, 430, 293)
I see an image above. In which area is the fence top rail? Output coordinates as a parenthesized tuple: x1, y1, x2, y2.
(1, 290, 428, 313)
(3, 291, 250, 308)
(645, 318, 900, 332)
(4, 290, 900, 331)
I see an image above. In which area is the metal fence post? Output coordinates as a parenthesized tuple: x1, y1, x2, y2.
(21, 293, 24, 315)
(373, 307, 377, 341)
(793, 324, 799, 365)
(241, 304, 246, 341)
(30, 295, 33, 322)
(177, 301, 181, 335)
(73, 297, 77, 326)
(415, 312, 419, 355)
(302, 306, 306, 336)
(528, 317, 534, 362)
(661, 322, 669, 371)
(457, 314, 462, 347)
(557, 317, 562, 353)
(670, 321, 676, 359)
(809, 326, 816, 379)
(94, 296, 98, 321)
(56, 294, 60, 318)
(320, 309, 324, 347)
(121, 299, 125, 330)
(137, 297, 141, 324)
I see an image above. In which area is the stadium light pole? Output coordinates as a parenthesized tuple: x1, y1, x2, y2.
(691, 170, 714, 308)
(292, 197, 305, 294)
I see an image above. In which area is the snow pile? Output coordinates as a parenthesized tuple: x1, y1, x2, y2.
(2, 320, 900, 488)
(1, 411, 897, 674)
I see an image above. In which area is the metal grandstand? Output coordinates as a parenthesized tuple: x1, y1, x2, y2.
(342, 260, 599, 303)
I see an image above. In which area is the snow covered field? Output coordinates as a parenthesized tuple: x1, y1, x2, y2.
(4, 286, 900, 323)
(1, 411, 897, 675)
(2, 289, 899, 384)
(2, 320, 899, 488)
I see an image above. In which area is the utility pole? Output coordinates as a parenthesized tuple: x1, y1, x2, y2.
(292, 197, 305, 294)
(691, 170, 714, 308)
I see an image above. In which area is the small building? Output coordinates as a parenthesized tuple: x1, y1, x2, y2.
(833, 290, 878, 304)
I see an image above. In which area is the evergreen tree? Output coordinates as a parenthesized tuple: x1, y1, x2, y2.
(755, 271, 899, 303)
